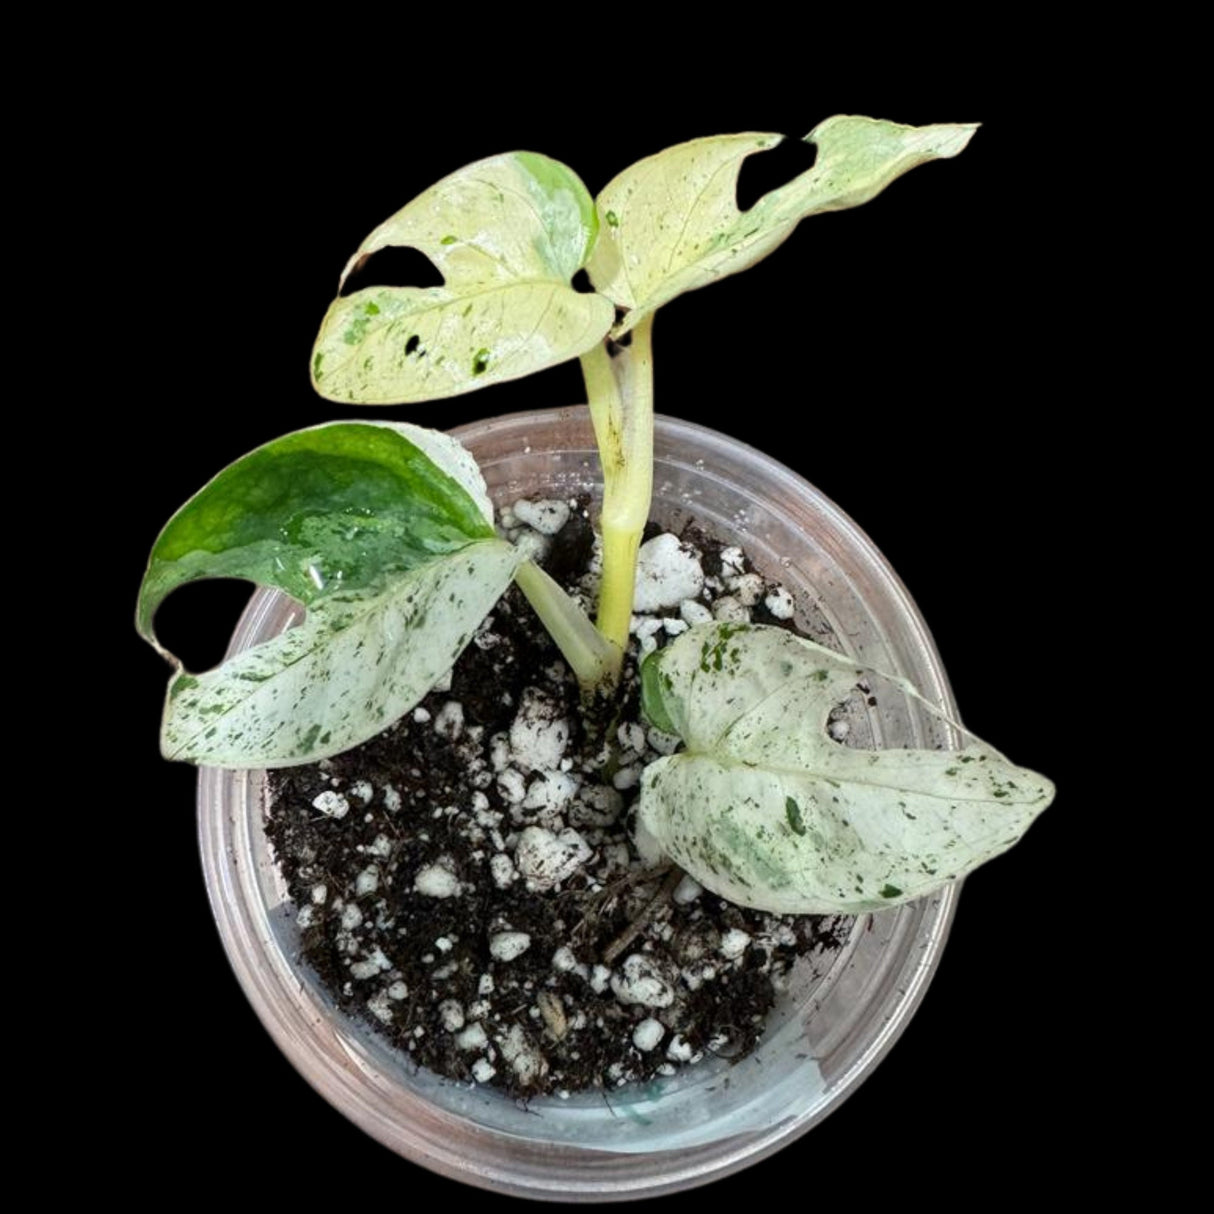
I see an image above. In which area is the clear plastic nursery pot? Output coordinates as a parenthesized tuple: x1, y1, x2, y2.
(198, 407, 960, 1201)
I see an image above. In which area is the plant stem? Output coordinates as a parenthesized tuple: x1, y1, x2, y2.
(580, 313, 655, 677)
(514, 560, 620, 691)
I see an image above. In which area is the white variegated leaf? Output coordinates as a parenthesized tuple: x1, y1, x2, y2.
(639, 624, 1053, 914)
(161, 539, 520, 767)
(589, 116, 977, 336)
(312, 152, 615, 404)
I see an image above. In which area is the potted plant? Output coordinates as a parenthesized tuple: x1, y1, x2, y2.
(135, 106, 1063, 1194)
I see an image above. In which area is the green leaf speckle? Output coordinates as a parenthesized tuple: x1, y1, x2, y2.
(785, 797, 806, 836)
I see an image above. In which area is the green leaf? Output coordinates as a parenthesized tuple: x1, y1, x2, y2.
(638, 624, 1053, 914)
(138, 421, 521, 766)
(312, 152, 616, 404)
(588, 116, 978, 336)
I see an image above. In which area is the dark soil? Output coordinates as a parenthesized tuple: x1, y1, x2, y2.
(267, 505, 850, 1098)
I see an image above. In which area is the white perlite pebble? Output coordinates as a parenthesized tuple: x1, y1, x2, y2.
(434, 701, 465, 741)
(414, 864, 460, 898)
(439, 1000, 466, 1032)
(310, 883, 328, 905)
(512, 529, 548, 563)
(388, 981, 408, 1000)
(509, 689, 570, 772)
(365, 834, 392, 858)
(732, 572, 764, 606)
(632, 814, 664, 867)
(383, 784, 402, 812)
(590, 965, 611, 994)
(311, 790, 349, 819)
(647, 727, 681, 756)
(673, 874, 703, 905)
(296, 905, 314, 929)
(515, 826, 591, 890)
(631, 615, 665, 659)
(497, 768, 527, 805)
(569, 784, 623, 828)
(612, 764, 640, 791)
(523, 771, 579, 814)
(712, 595, 750, 623)
(349, 947, 392, 980)
(489, 931, 532, 962)
(720, 546, 745, 574)
(552, 946, 583, 975)
(490, 854, 517, 889)
(631, 615, 664, 641)
(411, 706, 432, 724)
(499, 1024, 546, 1086)
(680, 598, 713, 625)
(471, 1058, 497, 1084)
(349, 780, 374, 804)
(367, 991, 394, 1024)
(632, 1018, 665, 1052)
(513, 498, 570, 535)
(617, 722, 646, 754)
(764, 586, 795, 619)
(489, 734, 511, 772)
(341, 904, 363, 930)
(355, 866, 379, 896)
(828, 718, 850, 741)
(666, 1034, 697, 1063)
(456, 1022, 488, 1051)
(611, 954, 675, 1008)
(634, 534, 704, 612)
(720, 928, 751, 959)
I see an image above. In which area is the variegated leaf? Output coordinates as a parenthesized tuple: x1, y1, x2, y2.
(588, 116, 977, 336)
(312, 152, 615, 403)
(639, 624, 1053, 914)
(138, 421, 520, 765)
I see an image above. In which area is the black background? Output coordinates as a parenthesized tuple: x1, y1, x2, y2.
(107, 74, 1101, 1204)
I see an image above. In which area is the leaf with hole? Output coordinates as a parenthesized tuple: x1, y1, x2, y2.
(137, 421, 521, 765)
(312, 152, 615, 404)
(588, 116, 978, 336)
(638, 624, 1053, 914)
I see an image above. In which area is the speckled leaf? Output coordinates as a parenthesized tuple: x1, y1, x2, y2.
(588, 116, 978, 337)
(138, 421, 521, 765)
(312, 152, 615, 404)
(158, 540, 519, 766)
(638, 624, 1053, 914)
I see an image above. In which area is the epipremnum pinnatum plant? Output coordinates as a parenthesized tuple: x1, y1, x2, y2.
(138, 115, 1056, 914)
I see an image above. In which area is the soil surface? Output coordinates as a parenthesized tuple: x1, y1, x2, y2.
(267, 502, 851, 1098)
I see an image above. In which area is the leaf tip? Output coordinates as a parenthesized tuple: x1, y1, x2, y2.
(937, 122, 981, 158)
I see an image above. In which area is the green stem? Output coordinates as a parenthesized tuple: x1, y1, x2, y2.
(514, 560, 620, 691)
(580, 314, 655, 675)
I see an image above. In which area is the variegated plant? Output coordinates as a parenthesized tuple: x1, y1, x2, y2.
(139, 116, 1054, 914)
